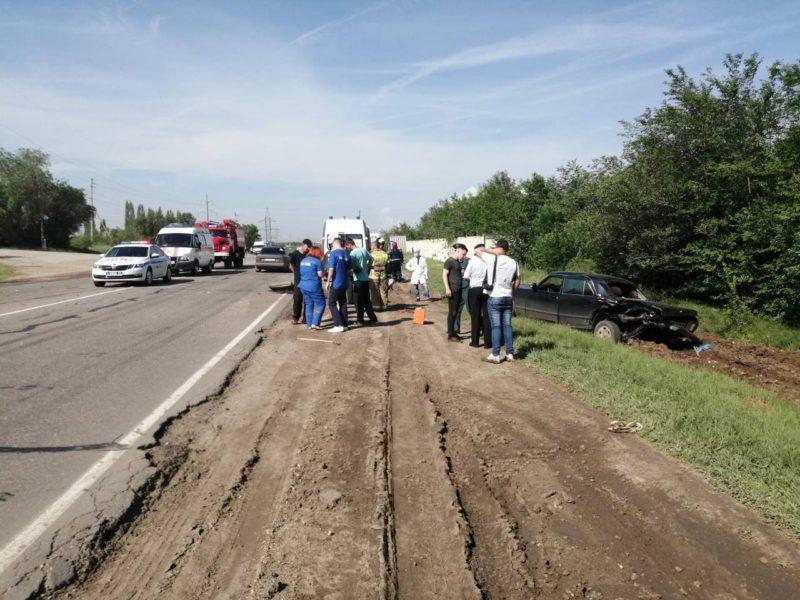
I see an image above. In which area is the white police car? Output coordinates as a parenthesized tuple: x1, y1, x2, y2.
(92, 242, 172, 287)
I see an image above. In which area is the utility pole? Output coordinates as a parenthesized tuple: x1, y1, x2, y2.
(205, 194, 210, 221)
(90, 178, 95, 243)
(264, 208, 276, 244)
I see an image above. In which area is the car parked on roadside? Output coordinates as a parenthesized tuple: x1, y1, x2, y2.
(92, 242, 172, 287)
(254, 246, 290, 272)
(513, 272, 700, 344)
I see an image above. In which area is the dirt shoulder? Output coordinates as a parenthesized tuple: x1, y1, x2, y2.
(0, 249, 96, 283)
(630, 331, 800, 402)
(54, 287, 799, 599)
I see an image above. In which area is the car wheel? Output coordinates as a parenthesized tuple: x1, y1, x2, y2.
(255, 267, 262, 272)
(593, 319, 621, 343)
(189, 261, 198, 276)
(202, 259, 212, 273)
(163, 266, 172, 282)
(224, 258, 232, 269)
(93, 281, 105, 287)
(144, 268, 153, 286)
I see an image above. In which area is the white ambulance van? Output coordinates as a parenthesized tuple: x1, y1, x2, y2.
(154, 224, 215, 275)
(321, 217, 371, 256)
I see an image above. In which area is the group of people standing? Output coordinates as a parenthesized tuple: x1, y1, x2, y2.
(285, 235, 518, 362)
(442, 239, 520, 363)
(288, 238, 400, 333)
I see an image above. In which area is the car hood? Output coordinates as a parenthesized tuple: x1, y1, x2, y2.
(97, 257, 143, 265)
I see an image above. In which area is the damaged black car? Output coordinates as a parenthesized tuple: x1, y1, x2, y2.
(514, 272, 700, 344)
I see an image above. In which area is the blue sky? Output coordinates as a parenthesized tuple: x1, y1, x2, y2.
(1, 0, 799, 240)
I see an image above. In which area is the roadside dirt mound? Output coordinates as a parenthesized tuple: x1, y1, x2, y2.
(629, 332, 800, 402)
(56, 288, 800, 599)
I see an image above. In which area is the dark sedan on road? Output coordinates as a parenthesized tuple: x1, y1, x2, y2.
(514, 272, 700, 344)
(255, 246, 291, 272)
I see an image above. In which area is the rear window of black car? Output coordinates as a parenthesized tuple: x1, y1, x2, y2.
(259, 247, 286, 254)
(562, 276, 593, 296)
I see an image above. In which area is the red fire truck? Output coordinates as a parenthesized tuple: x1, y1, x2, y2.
(195, 219, 246, 269)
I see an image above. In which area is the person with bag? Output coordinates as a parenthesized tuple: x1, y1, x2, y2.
(462, 243, 491, 348)
(480, 239, 520, 363)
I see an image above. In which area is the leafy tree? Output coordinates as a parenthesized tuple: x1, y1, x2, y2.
(243, 224, 259, 249)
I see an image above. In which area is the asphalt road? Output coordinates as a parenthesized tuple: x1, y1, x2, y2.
(0, 260, 292, 554)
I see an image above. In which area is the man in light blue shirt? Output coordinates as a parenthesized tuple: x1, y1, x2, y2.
(346, 238, 378, 325)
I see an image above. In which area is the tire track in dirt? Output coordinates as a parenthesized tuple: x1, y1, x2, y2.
(388, 324, 484, 599)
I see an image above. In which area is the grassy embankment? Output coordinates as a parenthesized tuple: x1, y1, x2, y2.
(0, 263, 15, 281)
(424, 257, 800, 534)
(514, 318, 800, 535)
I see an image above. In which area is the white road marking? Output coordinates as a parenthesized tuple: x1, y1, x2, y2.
(0, 295, 287, 576)
(0, 288, 128, 319)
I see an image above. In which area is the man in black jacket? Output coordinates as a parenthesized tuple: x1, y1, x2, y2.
(442, 243, 467, 342)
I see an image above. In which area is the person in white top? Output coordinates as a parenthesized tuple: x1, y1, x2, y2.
(480, 239, 520, 363)
(404, 250, 430, 301)
(462, 244, 491, 348)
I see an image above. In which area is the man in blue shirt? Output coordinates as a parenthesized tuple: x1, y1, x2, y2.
(326, 238, 353, 332)
(346, 237, 378, 325)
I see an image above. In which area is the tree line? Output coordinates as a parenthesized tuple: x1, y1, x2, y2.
(390, 54, 800, 324)
(0, 149, 94, 248)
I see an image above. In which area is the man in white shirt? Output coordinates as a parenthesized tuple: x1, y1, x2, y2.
(404, 250, 430, 301)
(463, 244, 491, 348)
(480, 239, 520, 363)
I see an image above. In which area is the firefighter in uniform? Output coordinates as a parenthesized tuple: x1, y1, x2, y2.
(369, 240, 390, 310)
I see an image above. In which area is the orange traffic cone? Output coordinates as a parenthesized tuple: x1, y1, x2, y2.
(412, 307, 426, 325)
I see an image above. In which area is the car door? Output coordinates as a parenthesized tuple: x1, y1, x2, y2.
(150, 246, 167, 277)
(557, 276, 598, 329)
(527, 275, 562, 322)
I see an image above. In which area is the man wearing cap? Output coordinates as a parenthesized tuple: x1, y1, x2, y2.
(463, 243, 491, 348)
(443, 243, 468, 342)
(288, 238, 313, 324)
(481, 239, 520, 363)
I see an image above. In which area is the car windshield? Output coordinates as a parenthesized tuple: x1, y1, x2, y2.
(155, 233, 192, 247)
(260, 247, 285, 254)
(596, 279, 647, 300)
(106, 246, 148, 258)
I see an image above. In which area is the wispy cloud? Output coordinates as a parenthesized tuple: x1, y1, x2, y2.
(373, 22, 721, 99)
(292, 0, 394, 47)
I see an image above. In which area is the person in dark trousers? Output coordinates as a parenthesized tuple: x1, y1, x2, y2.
(463, 243, 492, 348)
(481, 239, 521, 363)
(454, 252, 469, 334)
(387, 242, 404, 281)
(346, 238, 378, 325)
(288, 238, 312, 324)
(442, 243, 467, 342)
(325, 237, 352, 333)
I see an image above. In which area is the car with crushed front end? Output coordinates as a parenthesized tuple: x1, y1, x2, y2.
(255, 246, 290, 272)
(91, 242, 172, 287)
(513, 272, 700, 344)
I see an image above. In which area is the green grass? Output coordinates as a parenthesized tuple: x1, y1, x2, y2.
(650, 295, 800, 351)
(514, 317, 800, 535)
(0, 263, 15, 281)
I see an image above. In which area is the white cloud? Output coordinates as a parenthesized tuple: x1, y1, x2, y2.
(373, 22, 721, 99)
